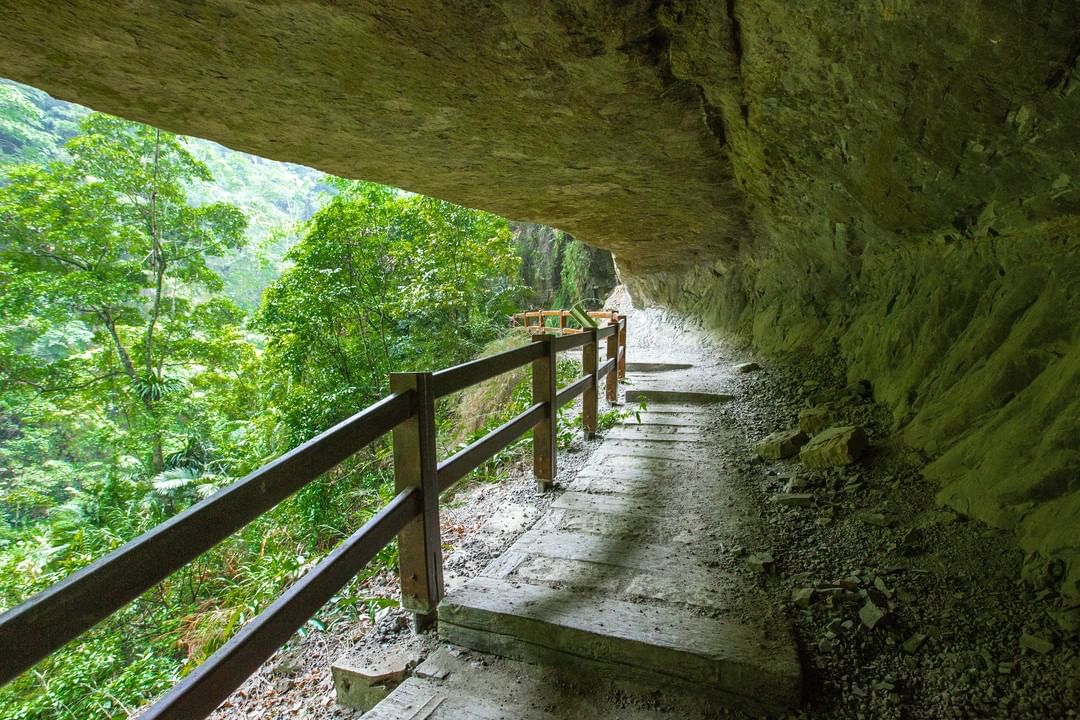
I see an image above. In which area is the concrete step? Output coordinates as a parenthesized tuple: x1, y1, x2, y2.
(624, 362, 694, 372)
(604, 428, 710, 443)
(362, 647, 677, 720)
(438, 576, 802, 716)
(624, 389, 734, 405)
(629, 412, 713, 426)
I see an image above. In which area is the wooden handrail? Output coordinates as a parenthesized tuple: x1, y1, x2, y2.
(555, 374, 594, 408)
(141, 488, 421, 719)
(512, 308, 622, 337)
(553, 331, 592, 352)
(0, 391, 413, 686)
(437, 403, 546, 492)
(0, 318, 629, 718)
(432, 342, 543, 398)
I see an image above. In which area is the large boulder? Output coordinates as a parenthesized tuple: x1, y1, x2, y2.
(800, 426, 868, 468)
(755, 428, 808, 460)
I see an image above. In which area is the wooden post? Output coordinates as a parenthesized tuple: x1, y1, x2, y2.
(583, 327, 598, 438)
(618, 315, 627, 379)
(559, 311, 567, 333)
(531, 334, 557, 491)
(606, 320, 619, 404)
(390, 372, 442, 632)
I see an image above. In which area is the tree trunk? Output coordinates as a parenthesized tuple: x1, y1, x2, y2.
(103, 309, 164, 472)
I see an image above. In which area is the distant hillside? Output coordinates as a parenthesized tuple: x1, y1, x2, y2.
(0, 79, 330, 309)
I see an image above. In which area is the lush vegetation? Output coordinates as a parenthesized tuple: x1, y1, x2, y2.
(0, 81, 615, 718)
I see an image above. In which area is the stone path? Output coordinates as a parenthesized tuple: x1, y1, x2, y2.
(364, 350, 803, 718)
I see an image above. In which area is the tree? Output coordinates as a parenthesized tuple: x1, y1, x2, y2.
(0, 113, 247, 472)
(255, 180, 522, 443)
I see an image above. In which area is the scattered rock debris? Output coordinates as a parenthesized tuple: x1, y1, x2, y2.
(722, 346, 1079, 720)
(207, 388, 616, 720)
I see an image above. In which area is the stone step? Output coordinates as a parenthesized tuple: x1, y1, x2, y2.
(577, 448, 725, 471)
(362, 647, 677, 720)
(624, 362, 694, 372)
(591, 443, 727, 464)
(480, 548, 736, 611)
(625, 389, 734, 405)
(604, 428, 710, 443)
(616, 420, 710, 432)
(438, 576, 802, 716)
(630, 413, 712, 426)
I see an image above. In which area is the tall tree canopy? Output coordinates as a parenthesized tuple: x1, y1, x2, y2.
(0, 114, 247, 473)
(255, 180, 522, 443)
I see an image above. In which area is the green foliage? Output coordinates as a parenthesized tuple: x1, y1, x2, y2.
(513, 224, 617, 309)
(255, 180, 524, 444)
(0, 80, 81, 162)
(0, 112, 248, 475)
(0, 82, 586, 720)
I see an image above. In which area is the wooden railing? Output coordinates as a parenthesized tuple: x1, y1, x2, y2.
(512, 309, 627, 378)
(0, 319, 626, 720)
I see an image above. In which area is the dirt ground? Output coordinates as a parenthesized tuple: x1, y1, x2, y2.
(209, 306, 1078, 719)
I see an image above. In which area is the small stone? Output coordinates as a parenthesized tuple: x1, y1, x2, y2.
(841, 619, 855, 631)
(928, 509, 958, 526)
(785, 475, 809, 492)
(1019, 632, 1055, 655)
(849, 379, 873, 398)
(735, 361, 761, 373)
(997, 662, 1014, 675)
(798, 406, 835, 435)
(1050, 605, 1080, 635)
(414, 666, 449, 681)
(902, 632, 927, 654)
(859, 600, 887, 630)
(755, 428, 809, 460)
(332, 650, 413, 711)
(799, 426, 868, 467)
(747, 552, 776, 574)
(792, 587, 817, 608)
(272, 658, 302, 676)
(854, 510, 894, 528)
(775, 493, 815, 508)
(899, 527, 924, 554)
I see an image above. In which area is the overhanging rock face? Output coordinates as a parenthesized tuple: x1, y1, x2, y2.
(0, 1, 747, 277)
(1, 1, 1077, 597)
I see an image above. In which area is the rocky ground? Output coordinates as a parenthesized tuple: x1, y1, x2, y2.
(210, 307, 1078, 719)
(716, 348, 1080, 719)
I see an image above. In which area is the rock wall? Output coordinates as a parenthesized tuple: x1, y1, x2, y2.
(631, 0, 1080, 598)
(0, 1, 1076, 596)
